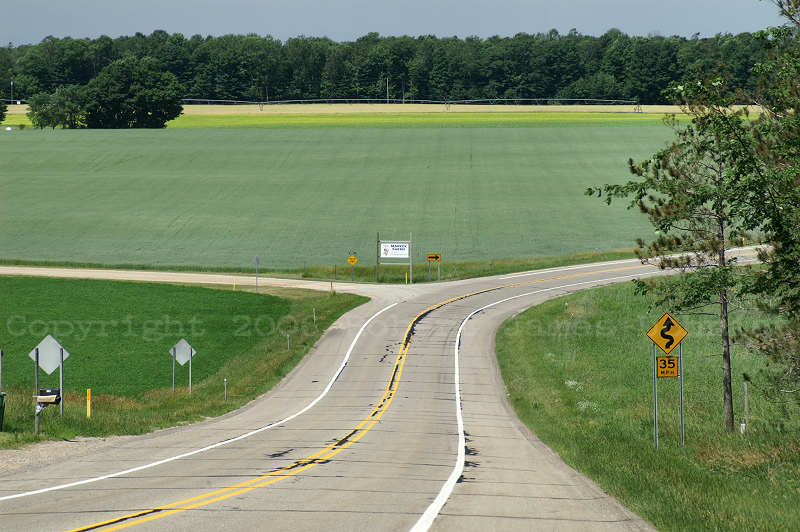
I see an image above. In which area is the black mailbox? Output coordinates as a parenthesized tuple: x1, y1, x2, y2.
(37, 388, 61, 405)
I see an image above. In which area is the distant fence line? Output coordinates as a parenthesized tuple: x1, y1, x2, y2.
(2, 97, 643, 109)
(182, 98, 642, 108)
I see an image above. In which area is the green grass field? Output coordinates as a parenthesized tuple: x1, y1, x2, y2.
(0, 276, 366, 445)
(496, 283, 800, 531)
(0, 114, 671, 270)
(0, 276, 291, 396)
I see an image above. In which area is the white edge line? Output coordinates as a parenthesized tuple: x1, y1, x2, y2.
(497, 258, 642, 280)
(410, 274, 641, 531)
(498, 246, 762, 281)
(0, 302, 398, 502)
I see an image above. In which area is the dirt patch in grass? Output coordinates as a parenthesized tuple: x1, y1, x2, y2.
(694, 437, 800, 472)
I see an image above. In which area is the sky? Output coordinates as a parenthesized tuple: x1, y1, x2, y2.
(1, 0, 786, 46)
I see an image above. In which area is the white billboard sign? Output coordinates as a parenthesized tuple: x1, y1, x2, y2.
(381, 242, 410, 259)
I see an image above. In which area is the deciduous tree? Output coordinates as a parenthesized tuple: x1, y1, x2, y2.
(25, 85, 86, 129)
(26, 91, 57, 128)
(83, 56, 182, 128)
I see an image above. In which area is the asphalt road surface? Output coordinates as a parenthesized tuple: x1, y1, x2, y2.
(0, 259, 672, 531)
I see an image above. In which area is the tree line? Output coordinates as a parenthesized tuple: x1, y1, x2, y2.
(1, 28, 768, 106)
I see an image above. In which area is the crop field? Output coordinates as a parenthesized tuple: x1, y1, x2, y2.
(0, 106, 675, 270)
(0, 276, 292, 397)
(0, 275, 366, 441)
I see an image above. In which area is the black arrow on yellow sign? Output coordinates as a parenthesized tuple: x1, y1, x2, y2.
(646, 312, 688, 355)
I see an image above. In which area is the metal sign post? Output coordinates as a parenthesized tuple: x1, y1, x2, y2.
(60, 348, 64, 416)
(427, 254, 441, 282)
(646, 312, 688, 449)
(29, 336, 70, 430)
(348, 253, 358, 281)
(170, 339, 197, 394)
(377, 232, 413, 283)
(35, 348, 40, 434)
(253, 256, 260, 291)
(679, 343, 685, 446)
(652, 343, 658, 449)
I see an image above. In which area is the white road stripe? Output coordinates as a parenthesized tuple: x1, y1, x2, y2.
(410, 274, 640, 531)
(0, 303, 398, 502)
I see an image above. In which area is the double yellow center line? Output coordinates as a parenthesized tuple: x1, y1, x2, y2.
(70, 263, 646, 531)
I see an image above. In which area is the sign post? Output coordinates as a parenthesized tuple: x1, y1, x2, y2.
(377, 232, 413, 283)
(646, 312, 688, 449)
(253, 256, 260, 291)
(427, 254, 441, 281)
(347, 253, 358, 281)
(29, 336, 70, 432)
(170, 339, 197, 394)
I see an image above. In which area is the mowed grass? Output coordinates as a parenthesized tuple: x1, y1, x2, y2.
(496, 282, 800, 531)
(0, 276, 366, 446)
(0, 115, 672, 270)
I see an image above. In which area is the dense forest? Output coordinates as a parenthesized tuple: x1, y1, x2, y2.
(1, 29, 768, 105)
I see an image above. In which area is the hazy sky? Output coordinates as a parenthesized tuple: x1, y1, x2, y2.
(1, 0, 786, 46)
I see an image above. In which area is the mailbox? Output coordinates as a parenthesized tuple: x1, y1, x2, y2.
(36, 388, 61, 405)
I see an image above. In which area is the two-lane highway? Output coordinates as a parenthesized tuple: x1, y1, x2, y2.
(0, 259, 667, 531)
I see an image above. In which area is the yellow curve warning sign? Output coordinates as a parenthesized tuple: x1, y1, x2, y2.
(646, 312, 688, 355)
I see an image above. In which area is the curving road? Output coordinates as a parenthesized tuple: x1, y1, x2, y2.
(0, 259, 674, 531)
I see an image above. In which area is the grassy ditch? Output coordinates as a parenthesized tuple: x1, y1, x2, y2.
(0, 276, 366, 448)
(496, 281, 800, 531)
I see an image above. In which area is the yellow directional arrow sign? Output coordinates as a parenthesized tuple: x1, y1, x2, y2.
(646, 312, 688, 355)
(347, 254, 358, 266)
(427, 254, 441, 262)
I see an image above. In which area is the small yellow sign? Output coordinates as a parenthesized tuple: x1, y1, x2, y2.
(646, 312, 688, 355)
(347, 254, 358, 266)
(427, 254, 441, 262)
(656, 356, 679, 378)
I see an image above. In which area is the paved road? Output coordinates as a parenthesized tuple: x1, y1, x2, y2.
(0, 260, 664, 531)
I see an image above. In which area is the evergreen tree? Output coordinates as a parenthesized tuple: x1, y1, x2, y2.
(587, 73, 755, 432)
